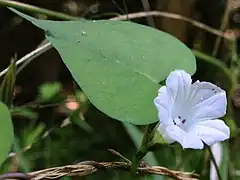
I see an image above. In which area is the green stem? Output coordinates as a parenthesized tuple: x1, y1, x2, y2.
(230, 38, 239, 81)
(141, 122, 158, 146)
(212, 0, 231, 57)
(205, 143, 223, 180)
(13, 138, 30, 172)
(0, 0, 79, 20)
(131, 147, 148, 175)
(130, 122, 158, 175)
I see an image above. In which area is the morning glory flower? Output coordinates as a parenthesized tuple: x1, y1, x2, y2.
(154, 70, 230, 149)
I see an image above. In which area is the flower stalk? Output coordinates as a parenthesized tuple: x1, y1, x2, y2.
(131, 122, 158, 175)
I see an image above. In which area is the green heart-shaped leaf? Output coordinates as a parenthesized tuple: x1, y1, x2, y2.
(11, 9, 196, 124)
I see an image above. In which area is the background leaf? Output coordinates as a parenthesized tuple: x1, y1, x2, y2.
(38, 82, 62, 102)
(0, 102, 14, 166)
(11, 9, 196, 125)
(0, 60, 16, 107)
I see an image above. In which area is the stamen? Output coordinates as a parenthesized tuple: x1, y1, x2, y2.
(182, 119, 186, 124)
(173, 116, 182, 126)
(212, 88, 217, 93)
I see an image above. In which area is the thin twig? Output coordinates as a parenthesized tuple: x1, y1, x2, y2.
(5, 150, 199, 180)
(0, 9, 231, 78)
(16, 101, 66, 109)
(111, 0, 126, 15)
(0, 161, 199, 180)
(110, 11, 229, 39)
(4, 0, 230, 39)
(0, 0, 79, 20)
(0, 172, 33, 180)
(0, 43, 52, 78)
(108, 149, 132, 164)
(212, 0, 231, 56)
(140, 0, 155, 27)
(16, 39, 49, 75)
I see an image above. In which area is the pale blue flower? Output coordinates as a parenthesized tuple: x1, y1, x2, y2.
(154, 70, 230, 149)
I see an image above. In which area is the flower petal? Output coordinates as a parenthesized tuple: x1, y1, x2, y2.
(210, 143, 222, 180)
(154, 86, 173, 124)
(165, 70, 192, 118)
(163, 124, 204, 149)
(158, 124, 175, 144)
(166, 70, 192, 102)
(187, 81, 227, 122)
(187, 119, 230, 146)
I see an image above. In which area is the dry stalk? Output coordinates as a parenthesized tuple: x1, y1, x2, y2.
(0, 161, 199, 180)
(110, 11, 229, 39)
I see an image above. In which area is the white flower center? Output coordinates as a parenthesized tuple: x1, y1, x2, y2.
(173, 116, 187, 127)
